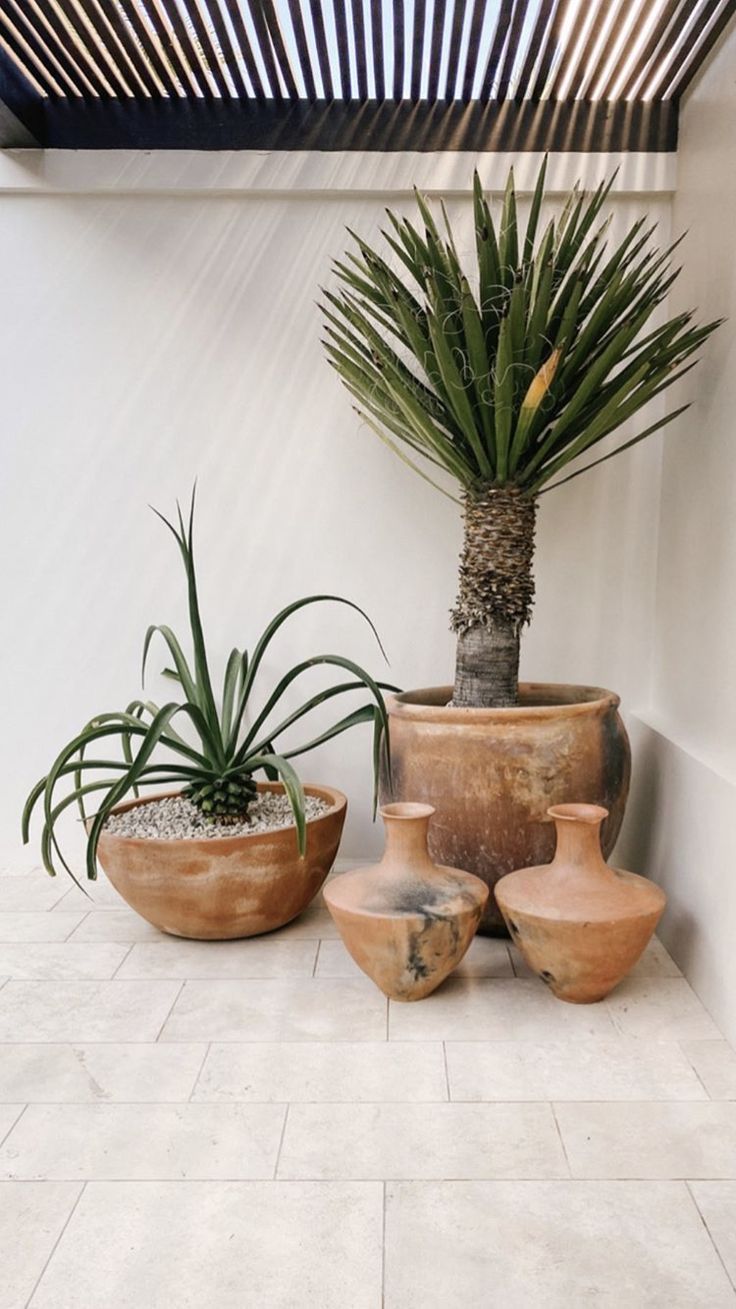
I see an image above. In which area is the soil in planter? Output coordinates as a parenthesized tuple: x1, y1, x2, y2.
(103, 793, 330, 841)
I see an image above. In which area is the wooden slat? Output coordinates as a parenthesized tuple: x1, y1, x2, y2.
(556, 0, 614, 100)
(409, 0, 426, 100)
(529, 0, 576, 98)
(218, 0, 270, 100)
(86, 0, 164, 97)
(53, 0, 132, 97)
(180, 0, 233, 98)
(584, 0, 641, 99)
(617, 0, 685, 97)
(330, 0, 352, 97)
(369, 0, 385, 100)
(444, 0, 468, 99)
(259, 0, 300, 98)
(284, 0, 318, 99)
(3, 3, 84, 97)
(514, 0, 556, 96)
(495, 0, 531, 100)
(198, 0, 251, 99)
(461, 0, 493, 100)
(392, 0, 405, 99)
(28, 0, 112, 96)
(665, 0, 736, 97)
(158, 0, 215, 97)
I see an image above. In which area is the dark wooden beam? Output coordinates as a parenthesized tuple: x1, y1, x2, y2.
(0, 48, 43, 146)
(29, 96, 679, 152)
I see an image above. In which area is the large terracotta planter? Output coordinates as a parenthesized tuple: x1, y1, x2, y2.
(94, 782, 346, 940)
(382, 683, 631, 934)
(495, 803, 666, 1003)
(324, 802, 488, 1001)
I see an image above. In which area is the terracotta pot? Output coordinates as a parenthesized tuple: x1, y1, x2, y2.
(323, 802, 489, 1001)
(382, 683, 631, 934)
(94, 782, 346, 940)
(495, 803, 666, 1003)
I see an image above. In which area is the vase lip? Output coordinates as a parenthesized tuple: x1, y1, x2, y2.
(548, 802, 609, 825)
(380, 801, 435, 822)
(387, 683, 621, 722)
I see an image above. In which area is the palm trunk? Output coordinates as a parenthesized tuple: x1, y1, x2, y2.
(451, 486, 538, 708)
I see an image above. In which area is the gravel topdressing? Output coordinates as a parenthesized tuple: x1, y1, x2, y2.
(103, 792, 330, 841)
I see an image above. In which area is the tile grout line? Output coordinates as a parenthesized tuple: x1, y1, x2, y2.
(0, 1102, 27, 1147)
(312, 940, 322, 978)
(153, 981, 186, 1043)
(24, 1179, 88, 1308)
(110, 943, 135, 979)
(273, 1104, 290, 1180)
(550, 1102, 573, 1179)
(64, 912, 91, 942)
(442, 1042, 451, 1101)
(381, 1180, 387, 1308)
(188, 1042, 212, 1102)
(677, 1040, 712, 1099)
(684, 1179, 736, 1293)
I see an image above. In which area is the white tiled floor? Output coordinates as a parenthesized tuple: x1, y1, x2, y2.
(0, 867, 735, 1307)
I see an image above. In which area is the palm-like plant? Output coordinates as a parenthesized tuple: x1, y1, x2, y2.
(322, 162, 721, 707)
(23, 493, 394, 887)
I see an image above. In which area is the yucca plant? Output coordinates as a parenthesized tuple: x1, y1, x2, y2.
(22, 492, 394, 888)
(322, 161, 721, 707)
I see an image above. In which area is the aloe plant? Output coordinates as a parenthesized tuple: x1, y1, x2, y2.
(22, 493, 394, 887)
(322, 161, 721, 707)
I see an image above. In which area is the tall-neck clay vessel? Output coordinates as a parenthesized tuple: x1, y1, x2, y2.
(323, 802, 489, 1001)
(495, 803, 666, 1004)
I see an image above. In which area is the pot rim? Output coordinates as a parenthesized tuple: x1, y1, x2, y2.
(387, 682, 620, 722)
(93, 780, 347, 851)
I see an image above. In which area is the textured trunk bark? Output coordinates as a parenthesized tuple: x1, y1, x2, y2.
(451, 486, 538, 708)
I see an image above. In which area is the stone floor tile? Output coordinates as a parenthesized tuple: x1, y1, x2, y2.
(556, 1101, 736, 1179)
(273, 900, 340, 939)
(160, 978, 387, 1042)
(0, 1043, 206, 1103)
(0, 913, 86, 943)
(30, 1180, 383, 1308)
(446, 1038, 707, 1101)
(66, 911, 165, 942)
(681, 1041, 736, 1099)
(117, 937, 318, 980)
(689, 1182, 736, 1287)
(0, 880, 69, 912)
(384, 1180, 735, 1307)
(0, 1102, 286, 1179)
(0, 980, 181, 1042)
(0, 1181, 83, 1309)
(606, 978, 722, 1040)
(279, 1101, 567, 1180)
(194, 1041, 447, 1102)
(51, 878, 127, 912)
(0, 943, 129, 980)
(388, 978, 617, 1042)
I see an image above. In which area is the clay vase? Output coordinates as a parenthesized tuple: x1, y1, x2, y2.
(323, 802, 489, 1001)
(95, 782, 346, 940)
(382, 684, 631, 935)
(495, 803, 666, 1003)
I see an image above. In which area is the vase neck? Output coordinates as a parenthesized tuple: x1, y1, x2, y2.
(549, 803, 611, 875)
(379, 803, 435, 870)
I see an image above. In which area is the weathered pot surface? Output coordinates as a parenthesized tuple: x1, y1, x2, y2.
(324, 802, 489, 1001)
(382, 683, 631, 934)
(495, 803, 666, 1003)
(94, 782, 347, 940)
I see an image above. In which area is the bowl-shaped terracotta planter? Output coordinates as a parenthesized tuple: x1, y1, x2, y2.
(94, 782, 346, 940)
(382, 683, 630, 934)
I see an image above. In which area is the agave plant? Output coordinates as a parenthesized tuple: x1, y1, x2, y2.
(322, 161, 721, 707)
(22, 493, 394, 888)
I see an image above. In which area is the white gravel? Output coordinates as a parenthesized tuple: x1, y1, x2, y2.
(103, 792, 330, 841)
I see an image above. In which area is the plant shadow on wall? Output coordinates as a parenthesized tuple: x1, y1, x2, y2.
(22, 490, 396, 938)
(322, 161, 722, 931)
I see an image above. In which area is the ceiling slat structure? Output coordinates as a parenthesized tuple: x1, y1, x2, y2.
(0, 0, 734, 150)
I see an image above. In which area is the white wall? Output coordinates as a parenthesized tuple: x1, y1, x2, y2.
(0, 150, 671, 869)
(619, 21, 736, 1044)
